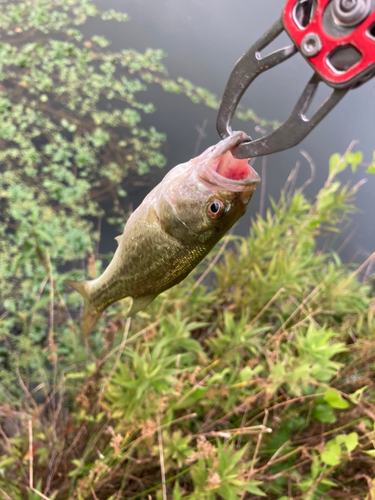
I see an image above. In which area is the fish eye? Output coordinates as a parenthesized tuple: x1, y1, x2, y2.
(207, 200, 225, 220)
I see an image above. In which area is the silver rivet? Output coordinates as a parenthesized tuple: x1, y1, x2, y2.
(300, 33, 322, 58)
(341, 0, 358, 11)
(332, 0, 371, 26)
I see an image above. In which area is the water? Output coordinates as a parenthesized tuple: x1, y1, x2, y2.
(84, 0, 375, 264)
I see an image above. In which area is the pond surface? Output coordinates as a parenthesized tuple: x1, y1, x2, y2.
(86, 0, 375, 264)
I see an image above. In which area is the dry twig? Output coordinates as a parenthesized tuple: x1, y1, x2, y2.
(157, 414, 167, 500)
(28, 419, 51, 500)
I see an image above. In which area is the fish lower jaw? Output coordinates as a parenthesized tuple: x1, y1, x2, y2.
(198, 164, 260, 193)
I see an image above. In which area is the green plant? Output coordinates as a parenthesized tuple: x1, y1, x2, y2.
(1, 156, 375, 499)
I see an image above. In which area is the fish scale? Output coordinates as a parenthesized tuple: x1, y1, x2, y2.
(91, 222, 210, 307)
(67, 131, 260, 336)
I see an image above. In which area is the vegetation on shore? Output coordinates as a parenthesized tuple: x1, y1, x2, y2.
(1, 158, 375, 499)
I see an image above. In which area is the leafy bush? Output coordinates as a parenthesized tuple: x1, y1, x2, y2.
(1, 162, 375, 499)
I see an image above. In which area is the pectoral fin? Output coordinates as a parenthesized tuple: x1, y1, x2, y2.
(128, 294, 157, 316)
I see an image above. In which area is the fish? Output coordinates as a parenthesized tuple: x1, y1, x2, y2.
(68, 131, 260, 335)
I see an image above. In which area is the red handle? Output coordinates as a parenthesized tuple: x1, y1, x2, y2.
(283, 0, 375, 87)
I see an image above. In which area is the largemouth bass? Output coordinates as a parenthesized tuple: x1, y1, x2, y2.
(68, 131, 260, 335)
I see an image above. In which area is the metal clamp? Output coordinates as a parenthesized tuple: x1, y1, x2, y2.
(216, 17, 349, 158)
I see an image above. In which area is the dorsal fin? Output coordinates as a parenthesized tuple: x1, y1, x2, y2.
(115, 235, 122, 245)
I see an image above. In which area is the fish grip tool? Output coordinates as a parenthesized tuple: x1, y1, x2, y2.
(217, 0, 375, 158)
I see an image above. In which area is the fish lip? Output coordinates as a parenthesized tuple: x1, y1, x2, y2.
(207, 131, 249, 160)
(200, 166, 260, 190)
(198, 131, 261, 191)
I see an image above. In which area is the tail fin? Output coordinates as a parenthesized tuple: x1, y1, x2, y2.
(67, 280, 102, 337)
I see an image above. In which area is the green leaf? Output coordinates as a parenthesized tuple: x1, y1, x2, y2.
(344, 432, 358, 452)
(247, 482, 266, 496)
(311, 457, 320, 479)
(0, 456, 16, 468)
(329, 153, 347, 175)
(321, 447, 341, 466)
(346, 151, 363, 173)
(3, 299, 16, 313)
(173, 481, 183, 500)
(313, 403, 337, 423)
(363, 450, 375, 457)
(321, 479, 338, 487)
(65, 372, 86, 379)
(349, 385, 367, 404)
(174, 387, 209, 409)
(335, 434, 346, 445)
(324, 389, 349, 409)
(239, 366, 253, 382)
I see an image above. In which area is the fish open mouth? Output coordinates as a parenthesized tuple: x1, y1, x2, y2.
(212, 150, 254, 182)
(198, 131, 261, 191)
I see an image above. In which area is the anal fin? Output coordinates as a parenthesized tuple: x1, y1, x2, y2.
(128, 294, 157, 316)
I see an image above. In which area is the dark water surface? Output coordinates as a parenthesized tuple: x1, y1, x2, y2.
(85, 0, 374, 264)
